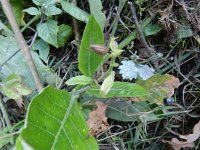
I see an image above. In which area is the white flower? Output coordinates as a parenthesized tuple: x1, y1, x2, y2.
(118, 60, 155, 80)
(118, 60, 138, 80)
(138, 64, 155, 80)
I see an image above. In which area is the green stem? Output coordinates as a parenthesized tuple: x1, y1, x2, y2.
(97, 57, 116, 82)
(21, 15, 40, 32)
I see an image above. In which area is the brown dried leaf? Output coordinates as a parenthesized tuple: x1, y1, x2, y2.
(164, 75, 180, 97)
(87, 101, 109, 136)
(162, 120, 200, 150)
(162, 138, 194, 150)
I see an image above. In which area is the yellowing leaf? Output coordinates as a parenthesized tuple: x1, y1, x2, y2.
(136, 74, 180, 104)
(0, 74, 32, 100)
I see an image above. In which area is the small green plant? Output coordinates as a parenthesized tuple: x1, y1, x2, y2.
(0, 0, 188, 149)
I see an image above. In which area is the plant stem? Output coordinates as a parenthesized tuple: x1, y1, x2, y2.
(0, 97, 11, 128)
(97, 57, 115, 82)
(21, 15, 40, 32)
(128, 1, 154, 56)
(1, 0, 43, 91)
(72, 0, 81, 43)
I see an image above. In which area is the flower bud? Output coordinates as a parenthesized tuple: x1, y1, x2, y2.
(109, 37, 118, 51)
(90, 44, 109, 55)
(100, 71, 115, 96)
(110, 49, 124, 58)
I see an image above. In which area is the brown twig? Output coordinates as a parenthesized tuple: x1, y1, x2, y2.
(72, 0, 81, 43)
(1, 0, 43, 91)
(128, 1, 154, 56)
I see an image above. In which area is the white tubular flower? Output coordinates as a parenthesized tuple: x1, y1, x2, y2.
(118, 61, 138, 80)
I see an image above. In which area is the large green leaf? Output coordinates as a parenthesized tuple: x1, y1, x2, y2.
(17, 86, 98, 150)
(61, 0, 90, 22)
(78, 16, 104, 77)
(88, 0, 106, 30)
(0, 35, 60, 90)
(87, 82, 148, 98)
(37, 19, 59, 48)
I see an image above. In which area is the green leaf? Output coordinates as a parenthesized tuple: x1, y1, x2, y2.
(106, 101, 157, 122)
(60, 0, 90, 22)
(57, 24, 72, 47)
(143, 24, 163, 36)
(176, 25, 195, 39)
(32, 0, 47, 6)
(10, 0, 25, 26)
(0, 74, 32, 99)
(23, 7, 41, 16)
(37, 19, 59, 47)
(87, 82, 148, 98)
(0, 35, 60, 90)
(32, 39, 50, 62)
(88, 0, 106, 30)
(66, 75, 93, 86)
(17, 86, 98, 150)
(78, 16, 104, 77)
(45, 5, 62, 16)
(136, 74, 177, 104)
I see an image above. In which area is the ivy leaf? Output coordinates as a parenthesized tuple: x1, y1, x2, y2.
(0, 74, 32, 100)
(60, 0, 89, 22)
(66, 75, 93, 86)
(78, 16, 104, 77)
(37, 19, 59, 48)
(45, 5, 62, 16)
(87, 82, 148, 98)
(17, 86, 98, 150)
(57, 24, 72, 47)
(88, 0, 106, 30)
(23, 7, 41, 16)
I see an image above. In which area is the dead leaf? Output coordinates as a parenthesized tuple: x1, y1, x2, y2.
(162, 138, 194, 150)
(163, 75, 180, 97)
(162, 120, 200, 150)
(87, 101, 109, 136)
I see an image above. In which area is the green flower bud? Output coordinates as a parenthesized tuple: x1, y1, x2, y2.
(109, 37, 118, 51)
(111, 63, 119, 67)
(110, 49, 124, 58)
(100, 71, 115, 96)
